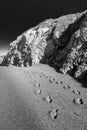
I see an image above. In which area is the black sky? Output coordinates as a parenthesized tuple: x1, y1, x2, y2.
(0, 0, 87, 50)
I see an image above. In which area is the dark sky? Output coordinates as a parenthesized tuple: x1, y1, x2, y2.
(0, 0, 87, 52)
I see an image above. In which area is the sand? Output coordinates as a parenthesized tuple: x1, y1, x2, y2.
(0, 64, 87, 130)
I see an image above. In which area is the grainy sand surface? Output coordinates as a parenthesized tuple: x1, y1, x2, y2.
(0, 64, 87, 130)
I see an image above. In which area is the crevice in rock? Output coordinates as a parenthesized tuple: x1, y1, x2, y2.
(58, 13, 86, 47)
(40, 12, 87, 70)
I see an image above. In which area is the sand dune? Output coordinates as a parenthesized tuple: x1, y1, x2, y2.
(0, 64, 87, 130)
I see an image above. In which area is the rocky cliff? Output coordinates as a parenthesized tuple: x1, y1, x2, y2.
(1, 10, 87, 79)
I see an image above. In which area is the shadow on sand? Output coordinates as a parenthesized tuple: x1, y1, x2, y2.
(77, 77, 87, 88)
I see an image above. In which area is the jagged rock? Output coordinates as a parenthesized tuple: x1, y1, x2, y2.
(1, 10, 87, 79)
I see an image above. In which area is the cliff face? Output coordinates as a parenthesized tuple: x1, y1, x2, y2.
(1, 10, 87, 79)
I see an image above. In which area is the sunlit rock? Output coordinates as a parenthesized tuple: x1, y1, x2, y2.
(1, 10, 87, 79)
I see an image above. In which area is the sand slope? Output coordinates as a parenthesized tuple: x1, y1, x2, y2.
(0, 64, 87, 130)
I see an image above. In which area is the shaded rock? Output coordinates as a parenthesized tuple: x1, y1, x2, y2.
(0, 56, 4, 64)
(1, 10, 87, 79)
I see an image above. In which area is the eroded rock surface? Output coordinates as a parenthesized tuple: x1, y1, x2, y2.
(1, 10, 87, 79)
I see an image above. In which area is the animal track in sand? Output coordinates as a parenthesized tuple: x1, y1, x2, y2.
(43, 95, 53, 103)
(73, 98, 84, 105)
(36, 89, 42, 94)
(72, 90, 80, 95)
(49, 78, 53, 83)
(36, 83, 40, 88)
(63, 85, 71, 90)
(48, 108, 59, 119)
(40, 75, 43, 77)
(55, 81, 60, 84)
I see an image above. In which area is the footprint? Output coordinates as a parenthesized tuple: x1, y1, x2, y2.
(55, 81, 59, 84)
(48, 109, 59, 119)
(73, 98, 84, 105)
(49, 78, 53, 83)
(39, 74, 43, 77)
(63, 85, 70, 89)
(52, 78, 55, 81)
(43, 95, 52, 103)
(40, 73, 45, 77)
(36, 89, 42, 94)
(72, 90, 80, 94)
(58, 80, 63, 84)
(36, 83, 40, 87)
(45, 76, 48, 79)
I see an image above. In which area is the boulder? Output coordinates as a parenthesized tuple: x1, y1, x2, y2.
(1, 10, 87, 79)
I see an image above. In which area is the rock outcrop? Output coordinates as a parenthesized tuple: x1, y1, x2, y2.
(1, 10, 87, 79)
